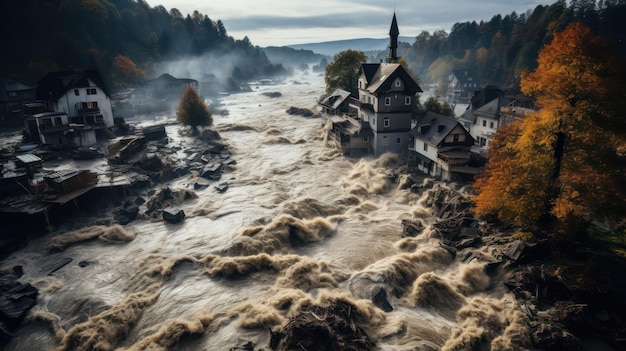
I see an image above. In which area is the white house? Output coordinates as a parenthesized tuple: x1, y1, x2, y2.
(35, 70, 115, 135)
(24, 111, 97, 146)
(409, 112, 476, 180)
(458, 86, 511, 151)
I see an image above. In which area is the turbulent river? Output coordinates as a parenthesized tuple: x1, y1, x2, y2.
(3, 71, 528, 350)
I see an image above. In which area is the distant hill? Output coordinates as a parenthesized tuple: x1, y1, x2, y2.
(287, 36, 414, 57)
(262, 47, 329, 68)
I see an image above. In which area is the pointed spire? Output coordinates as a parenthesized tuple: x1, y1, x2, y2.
(389, 13, 399, 37)
(387, 13, 399, 63)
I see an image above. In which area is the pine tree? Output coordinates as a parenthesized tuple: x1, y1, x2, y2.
(176, 86, 212, 132)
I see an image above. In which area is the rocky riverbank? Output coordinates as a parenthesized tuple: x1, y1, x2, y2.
(0, 125, 236, 347)
(1, 120, 624, 350)
(267, 172, 626, 350)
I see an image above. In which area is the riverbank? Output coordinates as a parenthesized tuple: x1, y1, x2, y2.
(0, 73, 624, 350)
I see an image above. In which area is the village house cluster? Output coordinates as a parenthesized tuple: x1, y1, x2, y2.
(320, 14, 535, 181)
(0, 70, 201, 148)
(0, 68, 219, 234)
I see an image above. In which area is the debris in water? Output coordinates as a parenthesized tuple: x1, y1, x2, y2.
(269, 299, 374, 351)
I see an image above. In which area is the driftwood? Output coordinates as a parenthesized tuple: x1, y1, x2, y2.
(270, 300, 374, 351)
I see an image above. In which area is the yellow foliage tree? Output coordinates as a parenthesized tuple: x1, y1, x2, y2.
(176, 86, 212, 132)
(473, 22, 626, 228)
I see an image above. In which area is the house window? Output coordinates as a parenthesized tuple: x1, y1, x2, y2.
(41, 118, 52, 128)
(453, 134, 460, 142)
(490, 121, 494, 129)
(81, 101, 98, 109)
(383, 136, 389, 146)
(54, 117, 62, 126)
(395, 79, 401, 87)
(95, 115, 104, 123)
(482, 120, 487, 127)
(405, 96, 411, 105)
(480, 137, 486, 147)
(396, 137, 401, 144)
(423, 143, 428, 151)
(87, 88, 97, 95)
(383, 118, 390, 128)
(363, 136, 369, 142)
(384, 97, 391, 106)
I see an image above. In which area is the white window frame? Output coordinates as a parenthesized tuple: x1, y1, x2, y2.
(384, 97, 391, 106)
(395, 79, 401, 87)
(405, 96, 411, 105)
(423, 143, 428, 151)
(383, 118, 390, 128)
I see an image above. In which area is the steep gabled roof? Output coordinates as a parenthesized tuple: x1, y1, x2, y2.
(468, 85, 503, 111)
(321, 89, 351, 109)
(360, 63, 380, 83)
(362, 63, 422, 94)
(36, 69, 109, 101)
(474, 96, 511, 120)
(410, 111, 465, 146)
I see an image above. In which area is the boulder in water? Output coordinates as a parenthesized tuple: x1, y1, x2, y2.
(162, 207, 185, 224)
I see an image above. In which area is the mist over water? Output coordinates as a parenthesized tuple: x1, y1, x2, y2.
(2, 70, 529, 350)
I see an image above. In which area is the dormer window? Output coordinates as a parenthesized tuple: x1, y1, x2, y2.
(74, 89, 79, 96)
(395, 79, 401, 87)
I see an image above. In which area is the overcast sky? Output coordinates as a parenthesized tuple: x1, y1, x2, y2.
(144, 0, 556, 47)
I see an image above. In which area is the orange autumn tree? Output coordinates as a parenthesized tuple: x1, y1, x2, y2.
(473, 22, 626, 228)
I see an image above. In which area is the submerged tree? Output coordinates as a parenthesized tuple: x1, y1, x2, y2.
(176, 86, 212, 132)
(473, 22, 626, 229)
(324, 49, 367, 96)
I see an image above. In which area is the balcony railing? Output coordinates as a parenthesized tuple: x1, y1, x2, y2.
(78, 107, 100, 115)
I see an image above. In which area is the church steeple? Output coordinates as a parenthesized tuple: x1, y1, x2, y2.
(387, 13, 399, 63)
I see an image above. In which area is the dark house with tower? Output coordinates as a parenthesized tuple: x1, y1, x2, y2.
(323, 13, 422, 157)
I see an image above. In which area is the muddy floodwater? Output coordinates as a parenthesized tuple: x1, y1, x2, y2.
(2, 71, 528, 350)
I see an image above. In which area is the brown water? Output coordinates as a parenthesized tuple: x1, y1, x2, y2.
(2, 71, 529, 350)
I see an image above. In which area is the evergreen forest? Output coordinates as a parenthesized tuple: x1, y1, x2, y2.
(1, 0, 625, 93)
(0, 0, 288, 90)
(400, 0, 626, 92)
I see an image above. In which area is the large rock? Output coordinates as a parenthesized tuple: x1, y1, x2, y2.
(162, 207, 185, 224)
